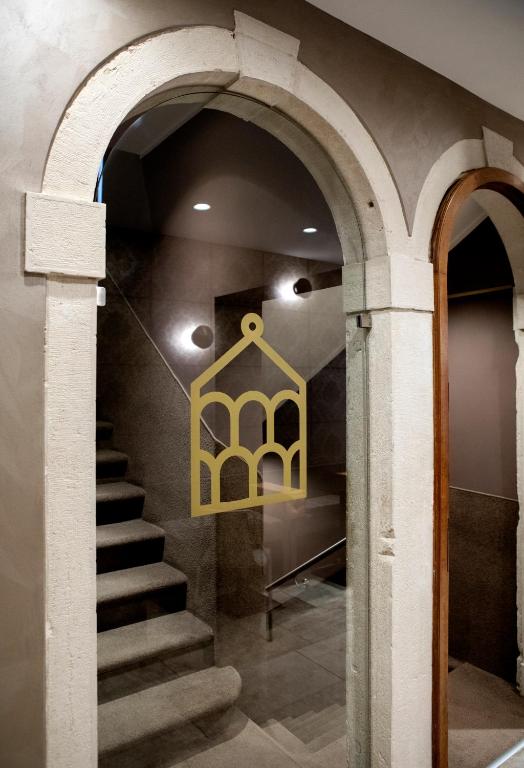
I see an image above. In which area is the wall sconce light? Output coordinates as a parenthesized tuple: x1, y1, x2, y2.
(191, 325, 214, 349)
(293, 278, 312, 297)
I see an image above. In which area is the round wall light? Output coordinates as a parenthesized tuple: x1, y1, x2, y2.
(191, 325, 214, 349)
(193, 202, 211, 211)
(303, 227, 317, 234)
(293, 278, 312, 297)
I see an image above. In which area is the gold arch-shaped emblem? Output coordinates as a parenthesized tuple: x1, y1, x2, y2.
(191, 313, 307, 516)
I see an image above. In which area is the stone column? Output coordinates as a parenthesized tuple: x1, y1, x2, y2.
(514, 316, 524, 693)
(26, 192, 105, 768)
(344, 255, 434, 768)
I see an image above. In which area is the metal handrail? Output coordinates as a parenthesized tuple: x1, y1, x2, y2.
(265, 537, 346, 593)
(485, 738, 524, 768)
(264, 537, 346, 641)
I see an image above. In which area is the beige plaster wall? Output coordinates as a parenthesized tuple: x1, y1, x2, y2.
(3, 1, 524, 765)
(449, 291, 518, 499)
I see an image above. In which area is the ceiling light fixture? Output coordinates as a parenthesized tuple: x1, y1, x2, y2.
(193, 202, 211, 211)
(303, 227, 317, 234)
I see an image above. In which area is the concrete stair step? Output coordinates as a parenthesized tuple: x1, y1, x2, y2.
(98, 611, 214, 677)
(263, 719, 309, 756)
(96, 481, 145, 524)
(280, 709, 315, 732)
(97, 562, 187, 632)
(306, 716, 346, 753)
(97, 448, 128, 480)
(98, 710, 309, 768)
(96, 420, 114, 442)
(97, 611, 215, 703)
(98, 666, 242, 757)
(97, 562, 187, 605)
(96, 519, 165, 574)
(291, 703, 343, 742)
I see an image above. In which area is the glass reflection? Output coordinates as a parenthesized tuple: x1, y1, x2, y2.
(96, 97, 349, 768)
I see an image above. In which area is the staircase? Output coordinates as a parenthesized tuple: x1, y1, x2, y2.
(263, 702, 346, 756)
(96, 419, 242, 762)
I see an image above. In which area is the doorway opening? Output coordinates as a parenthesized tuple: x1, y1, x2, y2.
(95, 90, 361, 767)
(433, 169, 524, 768)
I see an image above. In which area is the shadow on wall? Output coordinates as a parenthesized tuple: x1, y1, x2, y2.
(448, 221, 519, 683)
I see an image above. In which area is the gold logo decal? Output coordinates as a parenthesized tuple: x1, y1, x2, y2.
(191, 313, 307, 516)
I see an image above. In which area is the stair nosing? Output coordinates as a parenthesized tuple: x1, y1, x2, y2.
(96, 481, 145, 503)
(96, 519, 164, 550)
(96, 448, 128, 464)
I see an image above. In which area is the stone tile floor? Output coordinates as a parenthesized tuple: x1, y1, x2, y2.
(449, 662, 524, 768)
(215, 577, 347, 768)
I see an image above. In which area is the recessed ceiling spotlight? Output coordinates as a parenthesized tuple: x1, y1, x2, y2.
(193, 202, 211, 211)
(303, 227, 317, 233)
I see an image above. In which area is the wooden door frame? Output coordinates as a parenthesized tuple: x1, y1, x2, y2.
(432, 167, 524, 768)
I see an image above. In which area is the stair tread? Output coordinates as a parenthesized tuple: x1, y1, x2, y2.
(97, 562, 187, 605)
(97, 611, 213, 675)
(96, 481, 145, 504)
(98, 665, 241, 755)
(96, 448, 128, 465)
(96, 519, 164, 549)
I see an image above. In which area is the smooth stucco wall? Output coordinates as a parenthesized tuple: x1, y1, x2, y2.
(3, 1, 524, 765)
(449, 290, 518, 499)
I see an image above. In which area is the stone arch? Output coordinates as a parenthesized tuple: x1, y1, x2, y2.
(23, 13, 416, 768)
(431, 165, 524, 768)
(39, 18, 408, 261)
(411, 128, 524, 262)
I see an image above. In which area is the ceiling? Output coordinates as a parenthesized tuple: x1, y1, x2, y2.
(307, 0, 524, 121)
(450, 198, 486, 250)
(104, 107, 343, 263)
